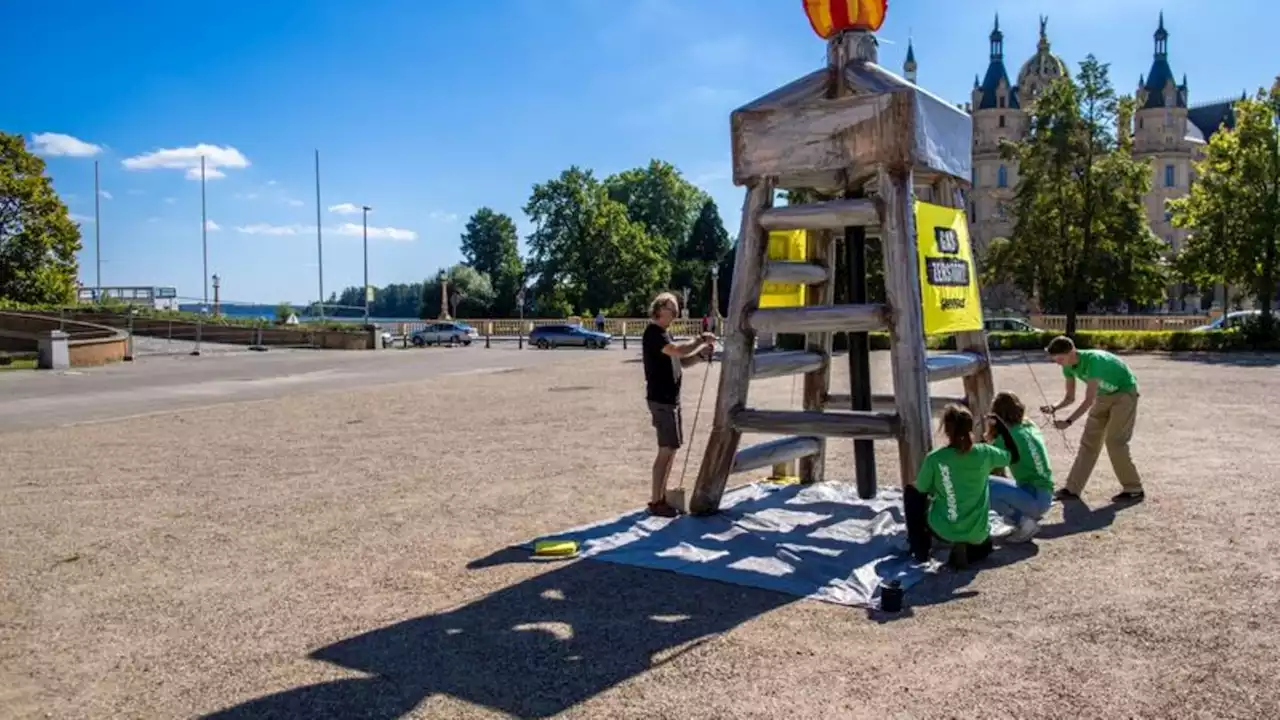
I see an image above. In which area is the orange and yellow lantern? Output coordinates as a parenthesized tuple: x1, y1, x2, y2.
(803, 0, 888, 39)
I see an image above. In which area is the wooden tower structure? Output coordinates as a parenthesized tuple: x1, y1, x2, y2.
(688, 23, 995, 553)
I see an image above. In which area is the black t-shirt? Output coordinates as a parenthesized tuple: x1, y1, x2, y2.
(642, 322, 682, 405)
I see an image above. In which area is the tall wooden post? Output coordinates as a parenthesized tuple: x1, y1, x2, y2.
(690, 179, 775, 515)
(877, 165, 933, 556)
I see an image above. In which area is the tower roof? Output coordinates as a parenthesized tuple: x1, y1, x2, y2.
(1141, 12, 1184, 109)
(1016, 15, 1068, 96)
(977, 13, 1017, 110)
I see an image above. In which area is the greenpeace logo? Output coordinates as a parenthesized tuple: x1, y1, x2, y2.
(940, 297, 966, 311)
(1029, 441, 1047, 476)
(939, 465, 959, 522)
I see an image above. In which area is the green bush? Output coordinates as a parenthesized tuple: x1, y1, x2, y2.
(774, 329, 1278, 353)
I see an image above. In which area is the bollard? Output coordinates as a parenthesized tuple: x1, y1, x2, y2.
(485, 322, 491, 349)
(621, 321, 628, 350)
(191, 317, 203, 356)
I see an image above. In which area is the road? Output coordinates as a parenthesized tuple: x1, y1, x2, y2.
(0, 344, 607, 432)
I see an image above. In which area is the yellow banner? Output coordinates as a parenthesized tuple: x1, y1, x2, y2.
(759, 230, 807, 308)
(915, 202, 984, 335)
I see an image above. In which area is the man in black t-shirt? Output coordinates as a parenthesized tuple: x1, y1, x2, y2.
(642, 292, 716, 517)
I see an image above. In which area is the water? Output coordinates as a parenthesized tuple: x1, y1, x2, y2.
(179, 303, 421, 325)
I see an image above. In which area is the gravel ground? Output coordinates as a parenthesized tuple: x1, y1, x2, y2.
(2, 350, 1279, 719)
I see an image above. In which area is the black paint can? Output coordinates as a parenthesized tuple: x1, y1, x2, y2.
(880, 579, 904, 613)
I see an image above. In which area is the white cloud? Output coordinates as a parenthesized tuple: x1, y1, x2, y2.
(236, 223, 309, 236)
(31, 132, 103, 157)
(266, 180, 278, 186)
(98, 190, 112, 200)
(122, 143, 249, 181)
(127, 189, 145, 196)
(328, 202, 364, 215)
(69, 213, 94, 223)
(334, 222, 417, 241)
(429, 210, 458, 223)
(205, 219, 221, 231)
(164, 197, 177, 204)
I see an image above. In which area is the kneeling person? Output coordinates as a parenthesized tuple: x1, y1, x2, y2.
(986, 391, 1054, 543)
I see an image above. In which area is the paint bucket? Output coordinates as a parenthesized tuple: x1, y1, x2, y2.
(880, 579, 904, 613)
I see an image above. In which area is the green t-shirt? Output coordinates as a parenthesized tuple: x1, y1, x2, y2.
(993, 421, 1054, 492)
(915, 444, 1010, 544)
(1061, 349, 1138, 395)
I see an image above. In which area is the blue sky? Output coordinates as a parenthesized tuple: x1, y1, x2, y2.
(4, 0, 1271, 306)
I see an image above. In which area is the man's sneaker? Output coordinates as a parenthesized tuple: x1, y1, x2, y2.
(647, 501, 680, 518)
(1111, 490, 1146, 503)
(1006, 516, 1041, 543)
(1053, 488, 1080, 502)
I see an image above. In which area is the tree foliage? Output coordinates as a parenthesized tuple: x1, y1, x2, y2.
(986, 56, 1167, 333)
(459, 207, 524, 316)
(333, 282, 426, 319)
(0, 132, 82, 304)
(1170, 83, 1280, 326)
(418, 264, 496, 319)
(670, 198, 732, 316)
(605, 159, 708, 260)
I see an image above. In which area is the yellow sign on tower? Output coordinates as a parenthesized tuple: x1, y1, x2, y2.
(914, 201, 984, 335)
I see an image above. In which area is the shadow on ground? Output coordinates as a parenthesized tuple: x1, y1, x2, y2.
(869, 541, 1042, 623)
(203, 562, 794, 720)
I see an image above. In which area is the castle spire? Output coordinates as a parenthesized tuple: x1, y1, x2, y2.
(989, 13, 1003, 60)
(904, 35, 917, 83)
(1154, 11, 1168, 57)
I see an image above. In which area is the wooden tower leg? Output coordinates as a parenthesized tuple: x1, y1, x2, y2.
(934, 177, 995, 417)
(798, 228, 836, 484)
(690, 179, 775, 515)
(876, 165, 933, 557)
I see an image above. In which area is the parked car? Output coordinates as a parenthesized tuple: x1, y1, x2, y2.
(411, 321, 478, 346)
(528, 324, 612, 349)
(983, 316, 1042, 332)
(1192, 310, 1263, 331)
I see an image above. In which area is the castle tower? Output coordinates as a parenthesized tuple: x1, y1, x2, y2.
(1133, 12, 1192, 265)
(968, 14, 1022, 257)
(903, 37, 917, 83)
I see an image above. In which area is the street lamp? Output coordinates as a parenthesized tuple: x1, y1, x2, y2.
(211, 273, 220, 317)
(438, 270, 450, 320)
(361, 205, 372, 322)
(710, 264, 721, 333)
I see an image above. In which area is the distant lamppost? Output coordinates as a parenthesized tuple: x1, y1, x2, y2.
(361, 205, 372, 322)
(710, 264, 721, 329)
(211, 273, 221, 317)
(438, 270, 450, 320)
(516, 285, 527, 349)
(681, 286, 691, 319)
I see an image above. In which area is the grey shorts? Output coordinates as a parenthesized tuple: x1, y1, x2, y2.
(648, 401, 683, 449)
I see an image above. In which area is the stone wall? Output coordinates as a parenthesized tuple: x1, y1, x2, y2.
(0, 312, 128, 367)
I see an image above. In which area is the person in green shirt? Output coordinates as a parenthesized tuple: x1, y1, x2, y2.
(986, 391, 1054, 543)
(914, 403, 1019, 569)
(1041, 335, 1145, 503)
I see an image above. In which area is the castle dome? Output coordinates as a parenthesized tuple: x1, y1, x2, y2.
(1016, 17, 1068, 103)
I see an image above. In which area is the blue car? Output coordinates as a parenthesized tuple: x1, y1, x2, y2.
(528, 324, 611, 349)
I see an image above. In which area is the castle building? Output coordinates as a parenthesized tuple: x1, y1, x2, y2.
(937, 13, 1244, 311)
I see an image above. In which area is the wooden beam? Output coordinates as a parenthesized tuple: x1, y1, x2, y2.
(826, 393, 968, 412)
(925, 352, 986, 383)
(758, 199, 878, 231)
(798, 229, 837, 484)
(748, 303, 887, 335)
(764, 260, 830, 285)
(732, 436, 822, 475)
(690, 180, 774, 516)
(752, 349, 826, 380)
(733, 408, 899, 439)
(877, 165, 933, 499)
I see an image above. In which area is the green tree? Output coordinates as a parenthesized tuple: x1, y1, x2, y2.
(334, 281, 426, 318)
(671, 198, 732, 315)
(990, 56, 1165, 333)
(1171, 82, 1280, 327)
(605, 159, 707, 260)
(524, 166, 668, 316)
(459, 207, 524, 316)
(0, 132, 82, 304)
(418, 264, 495, 319)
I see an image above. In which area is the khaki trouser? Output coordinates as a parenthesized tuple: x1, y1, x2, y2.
(1064, 391, 1143, 494)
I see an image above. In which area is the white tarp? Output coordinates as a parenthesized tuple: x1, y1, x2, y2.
(525, 482, 960, 609)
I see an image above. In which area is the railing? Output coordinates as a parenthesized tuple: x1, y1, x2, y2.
(1029, 314, 1211, 332)
(392, 317, 715, 338)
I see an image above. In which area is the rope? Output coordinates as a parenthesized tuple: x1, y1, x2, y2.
(677, 353, 715, 490)
(1019, 350, 1076, 454)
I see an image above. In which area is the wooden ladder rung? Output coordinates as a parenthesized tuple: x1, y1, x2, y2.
(758, 198, 878, 231)
(749, 303, 887, 335)
(752, 350, 826, 380)
(763, 261, 831, 285)
(731, 436, 822, 474)
(732, 408, 899, 439)
(825, 393, 969, 411)
(925, 352, 986, 382)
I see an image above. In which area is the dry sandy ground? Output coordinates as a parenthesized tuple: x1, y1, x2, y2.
(3, 350, 1279, 719)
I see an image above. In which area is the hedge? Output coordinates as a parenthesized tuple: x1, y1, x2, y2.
(775, 329, 1280, 353)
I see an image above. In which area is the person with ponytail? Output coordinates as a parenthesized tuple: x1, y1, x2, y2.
(986, 391, 1055, 543)
(913, 403, 1020, 569)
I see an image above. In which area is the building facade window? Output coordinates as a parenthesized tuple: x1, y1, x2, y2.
(997, 165, 1008, 188)
(998, 115, 1005, 128)
(1165, 164, 1176, 188)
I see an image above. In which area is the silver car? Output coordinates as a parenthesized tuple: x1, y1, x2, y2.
(411, 321, 479, 346)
